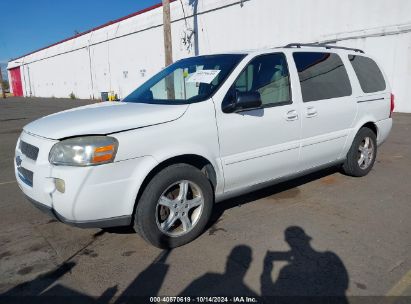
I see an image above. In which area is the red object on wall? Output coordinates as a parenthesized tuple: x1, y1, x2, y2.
(9, 67, 23, 97)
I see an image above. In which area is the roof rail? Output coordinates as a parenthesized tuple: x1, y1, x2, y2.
(284, 43, 364, 54)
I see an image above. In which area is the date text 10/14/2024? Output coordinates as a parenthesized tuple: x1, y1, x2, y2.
(149, 296, 258, 303)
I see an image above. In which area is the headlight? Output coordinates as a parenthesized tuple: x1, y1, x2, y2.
(49, 136, 119, 166)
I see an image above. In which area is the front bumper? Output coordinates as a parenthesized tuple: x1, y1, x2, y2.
(24, 194, 131, 228)
(15, 131, 157, 228)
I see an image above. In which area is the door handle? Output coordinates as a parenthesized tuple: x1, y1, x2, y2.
(306, 106, 318, 118)
(285, 110, 298, 121)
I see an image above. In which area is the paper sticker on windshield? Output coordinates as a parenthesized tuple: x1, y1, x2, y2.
(186, 70, 221, 84)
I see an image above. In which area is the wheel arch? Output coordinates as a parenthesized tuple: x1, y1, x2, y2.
(132, 154, 218, 217)
(360, 121, 378, 136)
(341, 119, 379, 160)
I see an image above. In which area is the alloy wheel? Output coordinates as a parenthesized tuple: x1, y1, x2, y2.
(156, 180, 204, 237)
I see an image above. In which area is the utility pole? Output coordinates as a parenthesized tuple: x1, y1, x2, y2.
(162, 0, 175, 99)
(0, 65, 6, 99)
(162, 0, 173, 67)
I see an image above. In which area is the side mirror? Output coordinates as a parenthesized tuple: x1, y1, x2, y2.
(222, 90, 263, 113)
(233, 91, 262, 112)
(141, 90, 154, 101)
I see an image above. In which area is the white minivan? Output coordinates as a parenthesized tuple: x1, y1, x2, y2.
(15, 44, 393, 248)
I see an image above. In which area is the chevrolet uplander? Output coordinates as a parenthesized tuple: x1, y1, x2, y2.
(15, 44, 393, 248)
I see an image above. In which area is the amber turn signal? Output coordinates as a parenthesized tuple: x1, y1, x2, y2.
(92, 144, 116, 164)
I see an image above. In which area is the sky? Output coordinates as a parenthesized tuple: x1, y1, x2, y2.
(0, 0, 161, 66)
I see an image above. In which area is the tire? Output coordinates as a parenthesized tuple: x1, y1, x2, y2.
(342, 127, 377, 177)
(134, 163, 214, 248)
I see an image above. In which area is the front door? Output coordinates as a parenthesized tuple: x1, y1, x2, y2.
(215, 53, 301, 193)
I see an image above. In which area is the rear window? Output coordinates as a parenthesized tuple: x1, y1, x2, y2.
(348, 55, 386, 93)
(293, 52, 352, 102)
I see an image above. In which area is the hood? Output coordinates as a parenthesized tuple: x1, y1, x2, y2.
(24, 101, 188, 139)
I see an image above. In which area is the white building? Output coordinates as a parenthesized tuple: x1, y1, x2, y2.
(7, 0, 411, 112)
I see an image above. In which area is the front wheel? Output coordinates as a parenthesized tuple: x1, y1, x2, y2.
(342, 127, 377, 177)
(134, 164, 214, 248)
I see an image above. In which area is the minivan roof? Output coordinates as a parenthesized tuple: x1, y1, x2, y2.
(282, 43, 364, 53)
(212, 43, 365, 57)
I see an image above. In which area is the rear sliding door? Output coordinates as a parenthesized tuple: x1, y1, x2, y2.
(292, 52, 357, 170)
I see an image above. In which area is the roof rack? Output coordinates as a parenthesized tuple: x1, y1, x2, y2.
(284, 43, 364, 54)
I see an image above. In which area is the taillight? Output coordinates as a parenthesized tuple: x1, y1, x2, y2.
(390, 93, 395, 117)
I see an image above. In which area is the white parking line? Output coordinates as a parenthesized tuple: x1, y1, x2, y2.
(0, 180, 16, 186)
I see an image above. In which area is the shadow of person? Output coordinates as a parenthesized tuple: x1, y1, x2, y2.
(180, 245, 258, 297)
(261, 226, 349, 303)
(115, 249, 171, 303)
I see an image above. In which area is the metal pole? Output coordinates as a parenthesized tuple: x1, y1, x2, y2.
(27, 66, 32, 97)
(21, 61, 28, 97)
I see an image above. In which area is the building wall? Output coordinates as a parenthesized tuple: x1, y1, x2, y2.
(7, 0, 411, 112)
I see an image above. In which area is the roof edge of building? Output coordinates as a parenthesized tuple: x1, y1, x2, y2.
(9, 0, 176, 63)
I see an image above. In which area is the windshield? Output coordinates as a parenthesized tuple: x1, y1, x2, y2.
(123, 54, 246, 104)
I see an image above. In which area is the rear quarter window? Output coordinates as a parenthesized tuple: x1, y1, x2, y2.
(348, 55, 386, 93)
(293, 52, 352, 102)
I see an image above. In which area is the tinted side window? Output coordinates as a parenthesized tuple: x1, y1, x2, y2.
(349, 55, 386, 93)
(293, 52, 352, 102)
(231, 53, 291, 107)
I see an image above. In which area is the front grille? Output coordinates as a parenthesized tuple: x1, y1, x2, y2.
(20, 141, 39, 161)
(17, 166, 34, 187)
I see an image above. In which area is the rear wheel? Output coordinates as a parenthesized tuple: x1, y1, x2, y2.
(342, 127, 377, 177)
(134, 164, 213, 248)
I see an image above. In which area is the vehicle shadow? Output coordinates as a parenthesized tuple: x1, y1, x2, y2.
(101, 226, 135, 235)
(208, 165, 340, 229)
(101, 166, 341, 237)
